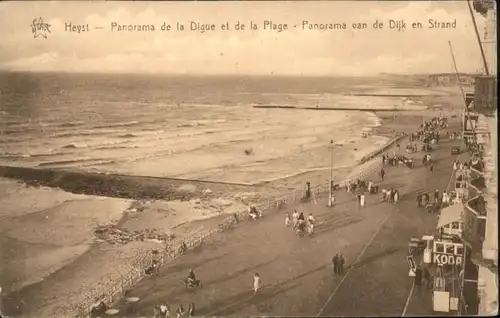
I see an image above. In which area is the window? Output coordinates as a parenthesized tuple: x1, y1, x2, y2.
(446, 244, 455, 254)
(456, 245, 464, 256)
(435, 242, 445, 253)
(451, 222, 460, 229)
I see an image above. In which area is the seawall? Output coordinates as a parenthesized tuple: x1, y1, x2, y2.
(359, 134, 407, 164)
(253, 105, 418, 112)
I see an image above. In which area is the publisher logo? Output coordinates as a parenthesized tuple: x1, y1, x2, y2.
(31, 17, 51, 39)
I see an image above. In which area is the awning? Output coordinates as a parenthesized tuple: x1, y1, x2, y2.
(437, 204, 463, 229)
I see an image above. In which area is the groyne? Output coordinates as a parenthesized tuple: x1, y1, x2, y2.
(0, 166, 256, 201)
(253, 105, 416, 112)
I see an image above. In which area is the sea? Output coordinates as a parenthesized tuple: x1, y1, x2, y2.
(0, 72, 407, 184)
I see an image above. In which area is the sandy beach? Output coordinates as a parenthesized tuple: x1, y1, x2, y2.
(0, 81, 465, 317)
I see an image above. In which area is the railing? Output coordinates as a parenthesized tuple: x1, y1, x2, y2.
(470, 166, 486, 190)
(74, 142, 390, 317)
(463, 157, 488, 255)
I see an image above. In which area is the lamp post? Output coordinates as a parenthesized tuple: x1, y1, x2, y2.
(328, 140, 334, 207)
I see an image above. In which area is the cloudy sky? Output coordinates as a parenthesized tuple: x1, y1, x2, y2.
(0, 1, 491, 75)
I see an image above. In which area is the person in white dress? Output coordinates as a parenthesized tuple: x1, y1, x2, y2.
(360, 193, 366, 207)
(292, 210, 299, 227)
(307, 213, 315, 235)
(253, 273, 261, 295)
(442, 192, 448, 206)
(285, 213, 291, 227)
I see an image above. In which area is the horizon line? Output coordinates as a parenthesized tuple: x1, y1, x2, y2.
(0, 69, 478, 77)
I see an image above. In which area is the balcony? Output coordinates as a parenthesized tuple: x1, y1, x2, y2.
(463, 201, 486, 255)
(470, 168, 486, 191)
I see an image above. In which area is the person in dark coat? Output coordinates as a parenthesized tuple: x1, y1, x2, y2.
(380, 168, 385, 181)
(422, 267, 432, 289)
(332, 254, 339, 274)
(339, 254, 345, 274)
(414, 265, 422, 287)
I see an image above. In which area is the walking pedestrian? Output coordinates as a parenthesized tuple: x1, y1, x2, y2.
(393, 190, 399, 204)
(442, 192, 448, 207)
(414, 265, 422, 287)
(285, 213, 291, 227)
(187, 303, 195, 317)
(422, 267, 432, 290)
(339, 254, 345, 274)
(292, 210, 299, 228)
(389, 189, 395, 203)
(176, 304, 185, 318)
(434, 189, 440, 203)
(253, 273, 261, 296)
(380, 168, 385, 181)
(332, 254, 339, 274)
(360, 193, 366, 208)
(429, 163, 434, 172)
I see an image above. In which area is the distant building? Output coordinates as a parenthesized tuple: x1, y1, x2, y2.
(427, 73, 474, 87)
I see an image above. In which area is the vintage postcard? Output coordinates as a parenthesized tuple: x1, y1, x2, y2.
(0, 1, 497, 317)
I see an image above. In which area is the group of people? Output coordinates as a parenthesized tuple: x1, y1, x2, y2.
(285, 210, 314, 236)
(381, 188, 400, 204)
(448, 131, 462, 140)
(415, 189, 455, 213)
(453, 159, 470, 172)
(413, 265, 433, 290)
(345, 178, 367, 194)
(153, 302, 195, 318)
(332, 254, 346, 275)
(383, 153, 415, 169)
(248, 205, 262, 220)
(152, 269, 199, 317)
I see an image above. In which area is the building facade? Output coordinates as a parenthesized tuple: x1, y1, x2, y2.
(463, 1, 498, 316)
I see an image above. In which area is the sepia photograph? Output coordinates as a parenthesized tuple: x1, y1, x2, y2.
(0, 1, 497, 317)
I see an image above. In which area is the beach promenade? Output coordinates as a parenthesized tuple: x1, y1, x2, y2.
(111, 136, 463, 316)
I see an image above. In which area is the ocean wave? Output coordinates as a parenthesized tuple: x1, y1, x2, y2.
(50, 131, 108, 138)
(59, 121, 85, 128)
(37, 158, 114, 167)
(94, 145, 139, 150)
(61, 143, 88, 149)
(0, 151, 66, 159)
(117, 133, 138, 138)
(93, 121, 140, 129)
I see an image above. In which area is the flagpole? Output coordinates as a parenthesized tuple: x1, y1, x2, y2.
(328, 140, 334, 207)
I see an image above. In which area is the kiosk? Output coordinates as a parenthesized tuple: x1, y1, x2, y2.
(422, 235, 434, 264)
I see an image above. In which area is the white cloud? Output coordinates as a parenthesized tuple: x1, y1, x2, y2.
(0, 1, 490, 75)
